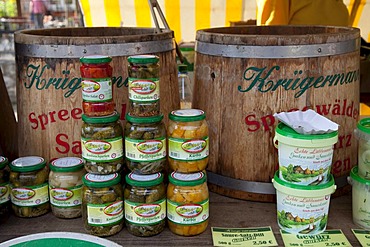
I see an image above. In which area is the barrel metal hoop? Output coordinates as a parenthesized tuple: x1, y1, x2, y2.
(15, 39, 175, 58)
(207, 171, 349, 195)
(195, 38, 360, 58)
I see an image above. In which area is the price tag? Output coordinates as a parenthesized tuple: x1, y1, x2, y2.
(352, 229, 370, 246)
(211, 226, 278, 247)
(281, 229, 352, 247)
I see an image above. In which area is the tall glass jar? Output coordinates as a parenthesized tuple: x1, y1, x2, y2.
(9, 156, 50, 217)
(125, 113, 167, 174)
(82, 173, 124, 237)
(124, 172, 166, 237)
(0, 156, 10, 223)
(128, 55, 160, 117)
(168, 109, 209, 173)
(80, 55, 115, 117)
(81, 111, 124, 174)
(167, 171, 209, 236)
(49, 157, 86, 219)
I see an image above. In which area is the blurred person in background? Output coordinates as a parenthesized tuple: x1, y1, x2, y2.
(30, 0, 47, 28)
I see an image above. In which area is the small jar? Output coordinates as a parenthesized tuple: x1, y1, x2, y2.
(80, 55, 115, 117)
(128, 55, 160, 117)
(168, 109, 209, 173)
(0, 156, 10, 223)
(49, 157, 86, 219)
(167, 171, 209, 236)
(9, 156, 50, 217)
(124, 172, 166, 237)
(81, 111, 124, 174)
(82, 173, 124, 237)
(125, 113, 167, 174)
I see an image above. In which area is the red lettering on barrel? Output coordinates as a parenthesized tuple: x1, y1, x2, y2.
(28, 108, 82, 131)
(71, 108, 82, 119)
(49, 111, 57, 123)
(58, 109, 69, 121)
(261, 115, 275, 131)
(120, 103, 127, 120)
(245, 114, 260, 132)
(334, 134, 352, 150)
(38, 113, 49, 130)
(71, 141, 81, 154)
(332, 157, 351, 174)
(56, 133, 69, 153)
(29, 112, 38, 129)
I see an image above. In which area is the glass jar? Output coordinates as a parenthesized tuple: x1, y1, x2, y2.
(125, 113, 167, 174)
(49, 157, 86, 219)
(124, 172, 166, 237)
(168, 109, 209, 173)
(82, 173, 124, 237)
(80, 55, 115, 117)
(0, 156, 10, 223)
(9, 156, 50, 217)
(128, 55, 160, 117)
(167, 171, 209, 236)
(81, 111, 124, 174)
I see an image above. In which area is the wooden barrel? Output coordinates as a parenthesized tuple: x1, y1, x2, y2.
(15, 27, 179, 162)
(193, 26, 360, 202)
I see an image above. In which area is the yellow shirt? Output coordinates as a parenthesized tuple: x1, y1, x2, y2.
(257, 0, 349, 26)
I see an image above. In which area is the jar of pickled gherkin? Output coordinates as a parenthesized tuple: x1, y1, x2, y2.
(168, 109, 209, 173)
(80, 55, 115, 117)
(124, 172, 166, 237)
(0, 156, 10, 223)
(81, 111, 124, 174)
(9, 156, 50, 218)
(49, 157, 86, 219)
(125, 113, 167, 174)
(82, 173, 123, 237)
(128, 55, 160, 117)
(167, 171, 209, 236)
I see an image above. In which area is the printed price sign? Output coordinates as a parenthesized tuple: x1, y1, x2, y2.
(281, 229, 352, 247)
(352, 229, 370, 246)
(212, 226, 278, 247)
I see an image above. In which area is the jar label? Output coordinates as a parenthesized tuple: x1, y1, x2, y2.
(167, 199, 209, 225)
(10, 183, 49, 207)
(128, 79, 160, 101)
(125, 138, 166, 162)
(82, 78, 113, 102)
(0, 183, 10, 204)
(49, 185, 82, 207)
(171, 172, 204, 181)
(85, 173, 118, 182)
(81, 137, 123, 162)
(125, 198, 166, 225)
(129, 173, 161, 182)
(87, 200, 123, 226)
(168, 137, 209, 161)
(52, 157, 83, 168)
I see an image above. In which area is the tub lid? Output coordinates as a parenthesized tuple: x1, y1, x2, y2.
(350, 166, 370, 185)
(357, 118, 370, 135)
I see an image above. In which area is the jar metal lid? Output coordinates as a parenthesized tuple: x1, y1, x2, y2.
(169, 109, 206, 122)
(83, 173, 121, 188)
(128, 55, 159, 64)
(0, 156, 8, 169)
(82, 111, 120, 124)
(80, 55, 112, 64)
(50, 157, 84, 172)
(126, 113, 163, 124)
(169, 171, 207, 186)
(10, 156, 46, 172)
(126, 172, 163, 187)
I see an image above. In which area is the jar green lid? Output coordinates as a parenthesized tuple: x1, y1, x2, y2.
(350, 166, 370, 185)
(169, 109, 206, 122)
(128, 55, 159, 64)
(126, 172, 163, 187)
(357, 118, 370, 134)
(9, 156, 46, 172)
(126, 113, 163, 124)
(83, 173, 121, 188)
(82, 111, 120, 124)
(80, 55, 112, 64)
(169, 171, 207, 186)
(50, 157, 84, 172)
(276, 122, 338, 140)
(0, 156, 8, 170)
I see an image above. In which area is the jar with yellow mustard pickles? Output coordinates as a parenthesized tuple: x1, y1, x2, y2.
(168, 109, 209, 173)
(167, 171, 209, 236)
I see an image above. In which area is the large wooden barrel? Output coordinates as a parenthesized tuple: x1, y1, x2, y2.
(15, 27, 179, 162)
(193, 26, 360, 202)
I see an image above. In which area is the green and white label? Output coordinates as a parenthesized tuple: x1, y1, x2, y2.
(125, 138, 166, 161)
(82, 78, 113, 102)
(81, 137, 123, 162)
(124, 198, 166, 225)
(87, 200, 123, 226)
(49, 185, 82, 207)
(11, 183, 49, 207)
(352, 229, 370, 246)
(128, 78, 160, 101)
(168, 137, 209, 161)
(0, 183, 10, 204)
(167, 199, 209, 225)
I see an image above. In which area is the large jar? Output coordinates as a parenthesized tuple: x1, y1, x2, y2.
(167, 171, 209, 236)
(124, 172, 166, 237)
(125, 113, 167, 174)
(80, 55, 115, 117)
(128, 55, 160, 117)
(49, 157, 86, 219)
(168, 109, 209, 173)
(81, 111, 124, 174)
(0, 156, 10, 223)
(9, 156, 50, 217)
(82, 173, 124, 237)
